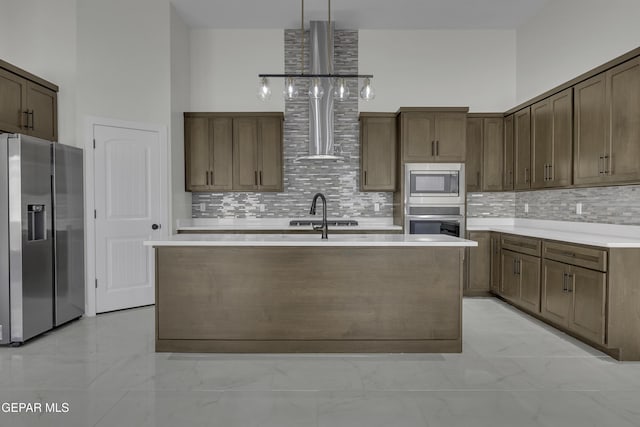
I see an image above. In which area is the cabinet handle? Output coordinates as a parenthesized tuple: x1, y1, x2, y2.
(30, 110, 34, 130)
(431, 141, 435, 156)
(598, 156, 604, 175)
(603, 155, 610, 175)
(524, 168, 530, 184)
(436, 140, 440, 156)
(22, 111, 29, 129)
(548, 164, 553, 181)
(517, 259, 521, 275)
(364, 170, 367, 186)
(210, 171, 214, 186)
(567, 274, 574, 293)
(513, 259, 517, 275)
(259, 170, 263, 186)
(205, 171, 209, 186)
(562, 273, 567, 292)
(254, 171, 258, 185)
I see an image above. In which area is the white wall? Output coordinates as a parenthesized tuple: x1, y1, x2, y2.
(0, 0, 78, 145)
(190, 29, 284, 111)
(359, 30, 517, 112)
(76, 0, 171, 129)
(516, 0, 640, 103)
(170, 6, 192, 228)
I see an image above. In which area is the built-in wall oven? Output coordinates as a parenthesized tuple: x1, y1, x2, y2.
(404, 163, 465, 237)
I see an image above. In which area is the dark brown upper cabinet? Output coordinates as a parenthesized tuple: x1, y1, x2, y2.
(465, 115, 503, 192)
(465, 118, 483, 192)
(574, 57, 640, 186)
(399, 109, 467, 163)
(233, 116, 283, 192)
(531, 88, 573, 189)
(0, 61, 58, 141)
(482, 117, 504, 191)
(503, 114, 514, 190)
(184, 115, 233, 192)
(360, 113, 396, 192)
(184, 112, 283, 192)
(514, 107, 531, 190)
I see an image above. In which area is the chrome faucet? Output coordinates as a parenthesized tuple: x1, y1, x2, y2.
(309, 192, 328, 239)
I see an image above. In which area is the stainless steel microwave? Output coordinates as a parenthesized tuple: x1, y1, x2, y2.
(405, 163, 465, 205)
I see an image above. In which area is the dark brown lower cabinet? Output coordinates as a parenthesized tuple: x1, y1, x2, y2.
(500, 249, 540, 312)
(541, 259, 606, 345)
(466, 231, 490, 295)
(490, 233, 501, 293)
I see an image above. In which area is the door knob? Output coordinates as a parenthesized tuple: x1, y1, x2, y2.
(152, 224, 161, 230)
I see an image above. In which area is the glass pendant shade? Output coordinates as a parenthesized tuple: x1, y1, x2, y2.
(333, 78, 350, 101)
(283, 77, 299, 100)
(257, 77, 272, 101)
(308, 78, 325, 99)
(359, 77, 375, 101)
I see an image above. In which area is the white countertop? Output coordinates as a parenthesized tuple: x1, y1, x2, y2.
(144, 233, 477, 247)
(176, 217, 402, 232)
(467, 218, 640, 248)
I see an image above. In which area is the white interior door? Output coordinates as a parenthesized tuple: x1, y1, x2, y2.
(94, 124, 165, 313)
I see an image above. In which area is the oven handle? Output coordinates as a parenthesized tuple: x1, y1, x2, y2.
(406, 215, 464, 220)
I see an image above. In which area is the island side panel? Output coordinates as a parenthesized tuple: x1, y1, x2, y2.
(155, 246, 463, 353)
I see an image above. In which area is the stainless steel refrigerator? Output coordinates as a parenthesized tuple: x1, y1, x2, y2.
(0, 134, 84, 345)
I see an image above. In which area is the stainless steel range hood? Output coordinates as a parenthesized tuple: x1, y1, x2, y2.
(301, 21, 341, 160)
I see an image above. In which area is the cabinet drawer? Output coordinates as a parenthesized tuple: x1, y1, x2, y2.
(543, 241, 607, 272)
(501, 234, 541, 257)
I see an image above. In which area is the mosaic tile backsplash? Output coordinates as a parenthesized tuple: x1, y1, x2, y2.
(468, 185, 640, 225)
(192, 29, 393, 219)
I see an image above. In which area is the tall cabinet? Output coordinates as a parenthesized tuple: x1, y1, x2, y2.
(360, 113, 397, 191)
(514, 108, 531, 190)
(574, 57, 640, 185)
(466, 115, 503, 192)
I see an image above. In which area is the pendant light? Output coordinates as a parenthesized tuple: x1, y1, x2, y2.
(258, 0, 375, 102)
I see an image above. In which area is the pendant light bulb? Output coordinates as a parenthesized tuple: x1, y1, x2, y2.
(283, 77, 299, 100)
(359, 78, 375, 101)
(333, 78, 350, 101)
(257, 77, 272, 101)
(308, 77, 325, 99)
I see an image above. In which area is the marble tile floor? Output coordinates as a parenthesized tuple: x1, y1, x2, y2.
(1, 298, 639, 426)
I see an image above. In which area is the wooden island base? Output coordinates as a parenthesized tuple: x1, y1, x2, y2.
(155, 246, 464, 353)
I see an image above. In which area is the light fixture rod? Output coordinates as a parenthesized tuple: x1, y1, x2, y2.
(327, 0, 332, 74)
(301, 0, 304, 75)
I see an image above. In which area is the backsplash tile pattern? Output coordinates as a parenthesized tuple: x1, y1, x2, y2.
(516, 185, 640, 225)
(468, 185, 640, 225)
(192, 29, 393, 218)
(466, 192, 516, 218)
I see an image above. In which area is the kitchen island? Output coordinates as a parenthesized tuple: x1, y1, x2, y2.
(145, 234, 476, 353)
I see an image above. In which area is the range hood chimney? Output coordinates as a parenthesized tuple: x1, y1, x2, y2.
(303, 21, 340, 160)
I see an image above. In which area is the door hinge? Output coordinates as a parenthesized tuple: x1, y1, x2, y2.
(93, 139, 96, 149)
(95, 278, 98, 289)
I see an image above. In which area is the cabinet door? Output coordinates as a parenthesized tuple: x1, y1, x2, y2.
(569, 266, 606, 345)
(402, 112, 435, 162)
(184, 117, 211, 191)
(0, 68, 27, 133)
(549, 89, 573, 187)
(465, 118, 483, 192)
(210, 118, 233, 190)
(233, 117, 259, 190)
(531, 98, 552, 189)
(541, 259, 571, 327)
(482, 118, 504, 191)
(434, 113, 466, 162)
(26, 82, 57, 141)
(257, 116, 283, 191)
(361, 116, 396, 191)
(490, 233, 501, 293)
(574, 74, 607, 185)
(514, 108, 531, 190)
(468, 232, 490, 292)
(604, 57, 640, 184)
(501, 250, 519, 301)
(518, 254, 541, 313)
(503, 114, 514, 190)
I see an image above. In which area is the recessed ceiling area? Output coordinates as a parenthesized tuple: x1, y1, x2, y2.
(171, 0, 551, 30)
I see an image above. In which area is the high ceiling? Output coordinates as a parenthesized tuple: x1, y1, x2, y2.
(171, 0, 551, 29)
